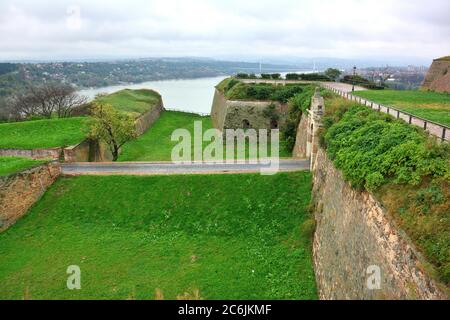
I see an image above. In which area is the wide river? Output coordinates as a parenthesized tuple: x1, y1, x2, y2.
(78, 76, 228, 114)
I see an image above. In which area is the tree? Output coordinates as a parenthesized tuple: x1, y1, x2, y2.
(88, 102, 137, 161)
(324, 68, 342, 81)
(10, 84, 87, 119)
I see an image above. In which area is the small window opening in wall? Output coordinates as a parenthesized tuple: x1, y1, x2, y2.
(242, 119, 250, 129)
(271, 120, 278, 129)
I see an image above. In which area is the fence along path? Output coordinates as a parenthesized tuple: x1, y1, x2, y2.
(322, 83, 449, 142)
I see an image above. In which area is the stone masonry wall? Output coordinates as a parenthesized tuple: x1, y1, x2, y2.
(312, 148, 446, 300)
(422, 58, 450, 93)
(0, 148, 63, 160)
(210, 89, 288, 131)
(135, 101, 165, 136)
(293, 113, 309, 159)
(0, 162, 60, 231)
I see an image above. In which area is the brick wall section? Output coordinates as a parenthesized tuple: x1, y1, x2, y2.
(0, 162, 60, 231)
(312, 148, 446, 300)
(422, 58, 450, 93)
(293, 113, 308, 158)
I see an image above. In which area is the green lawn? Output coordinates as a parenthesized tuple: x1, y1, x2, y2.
(0, 172, 317, 300)
(0, 157, 48, 177)
(119, 111, 291, 162)
(0, 117, 88, 149)
(96, 89, 162, 118)
(353, 90, 450, 126)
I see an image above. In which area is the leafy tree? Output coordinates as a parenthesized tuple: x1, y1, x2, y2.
(271, 73, 281, 80)
(286, 73, 301, 80)
(324, 68, 342, 80)
(88, 103, 137, 161)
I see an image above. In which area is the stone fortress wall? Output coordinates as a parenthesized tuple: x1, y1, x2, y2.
(422, 56, 450, 93)
(210, 89, 288, 132)
(296, 89, 447, 299)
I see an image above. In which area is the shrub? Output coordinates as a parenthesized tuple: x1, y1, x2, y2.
(299, 73, 331, 81)
(261, 74, 271, 79)
(286, 73, 301, 80)
(236, 73, 249, 79)
(271, 73, 281, 80)
(322, 104, 450, 191)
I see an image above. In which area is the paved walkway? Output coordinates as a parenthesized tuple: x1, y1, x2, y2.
(62, 159, 310, 175)
(320, 82, 366, 92)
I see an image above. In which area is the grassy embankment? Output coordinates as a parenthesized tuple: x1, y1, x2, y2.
(95, 89, 162, 118)
(0, 172, 317, 300)
(0, 117, 88, 149)
(0, 89, 161, 152)
(353, 90, 450, 127)
(321, 92, 450, 287)
(0, 157, 48, 177)
(119, 111, 292, 161)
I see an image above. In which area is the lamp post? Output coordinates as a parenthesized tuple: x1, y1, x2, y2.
(352, 65, 356, 92)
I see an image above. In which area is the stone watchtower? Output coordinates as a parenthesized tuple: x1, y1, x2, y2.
(306, 88, 324, 170)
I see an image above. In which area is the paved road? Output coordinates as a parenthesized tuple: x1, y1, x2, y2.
(62, 159, 310, 175)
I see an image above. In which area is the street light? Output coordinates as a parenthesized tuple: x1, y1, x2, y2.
(352, 65, 356, 92)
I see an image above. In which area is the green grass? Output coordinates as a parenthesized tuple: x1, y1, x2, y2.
(0, 117, 88, 149)
(96, 89, 162, 118)
(119, 111, 291, 162)
(353, 89, 450, 126)
(0, 157, 48, 177)
(0, 172, 317, 300)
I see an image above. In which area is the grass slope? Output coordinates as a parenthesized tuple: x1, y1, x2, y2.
(0, 117, 88, 149)
(119, 111, 291, 162)
(0, 173, 317, 300)
(353, 90, 450, 126)
(96, 89, 162, 118)
(0, 157, 47, 177)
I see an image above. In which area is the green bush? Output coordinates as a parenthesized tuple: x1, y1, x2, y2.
(282, 86, 316, 151)
(286, 73, 301, 80)
(322, 105, 450, 190)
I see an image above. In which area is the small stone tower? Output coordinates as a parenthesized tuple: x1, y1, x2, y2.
(306, 88, 324, 170)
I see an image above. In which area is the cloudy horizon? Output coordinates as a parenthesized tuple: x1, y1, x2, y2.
(0, 0, 449, 65)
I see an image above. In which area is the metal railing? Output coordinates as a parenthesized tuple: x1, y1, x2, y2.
(322, 84, 449, 142)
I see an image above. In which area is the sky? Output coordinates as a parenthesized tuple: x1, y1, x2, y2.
(0, 0, 449, 65)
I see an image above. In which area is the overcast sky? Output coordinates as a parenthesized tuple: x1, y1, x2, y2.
(0, 0, 449, 64)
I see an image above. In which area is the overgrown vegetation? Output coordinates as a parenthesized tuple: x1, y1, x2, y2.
(0, 117, 88, 149)
(0, 173, 317, 299)
(320, 94, 450, 285)
(353, 89, 450, 126)
(0, 157, 47, 177)
(282, 86, 317, 151)
(217, 78, 307, 103)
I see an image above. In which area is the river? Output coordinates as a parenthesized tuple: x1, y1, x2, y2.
(78, 72, 314, 114)
(78, 76, 228, 114)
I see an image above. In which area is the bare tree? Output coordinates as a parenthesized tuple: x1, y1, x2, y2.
(10, 84, 87, 119)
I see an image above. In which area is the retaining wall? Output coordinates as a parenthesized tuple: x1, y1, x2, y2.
(0, 162, 60, 231)
(311, 148, 446, 300)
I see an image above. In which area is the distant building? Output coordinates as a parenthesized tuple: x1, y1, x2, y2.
(421, 56, 450, 93)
